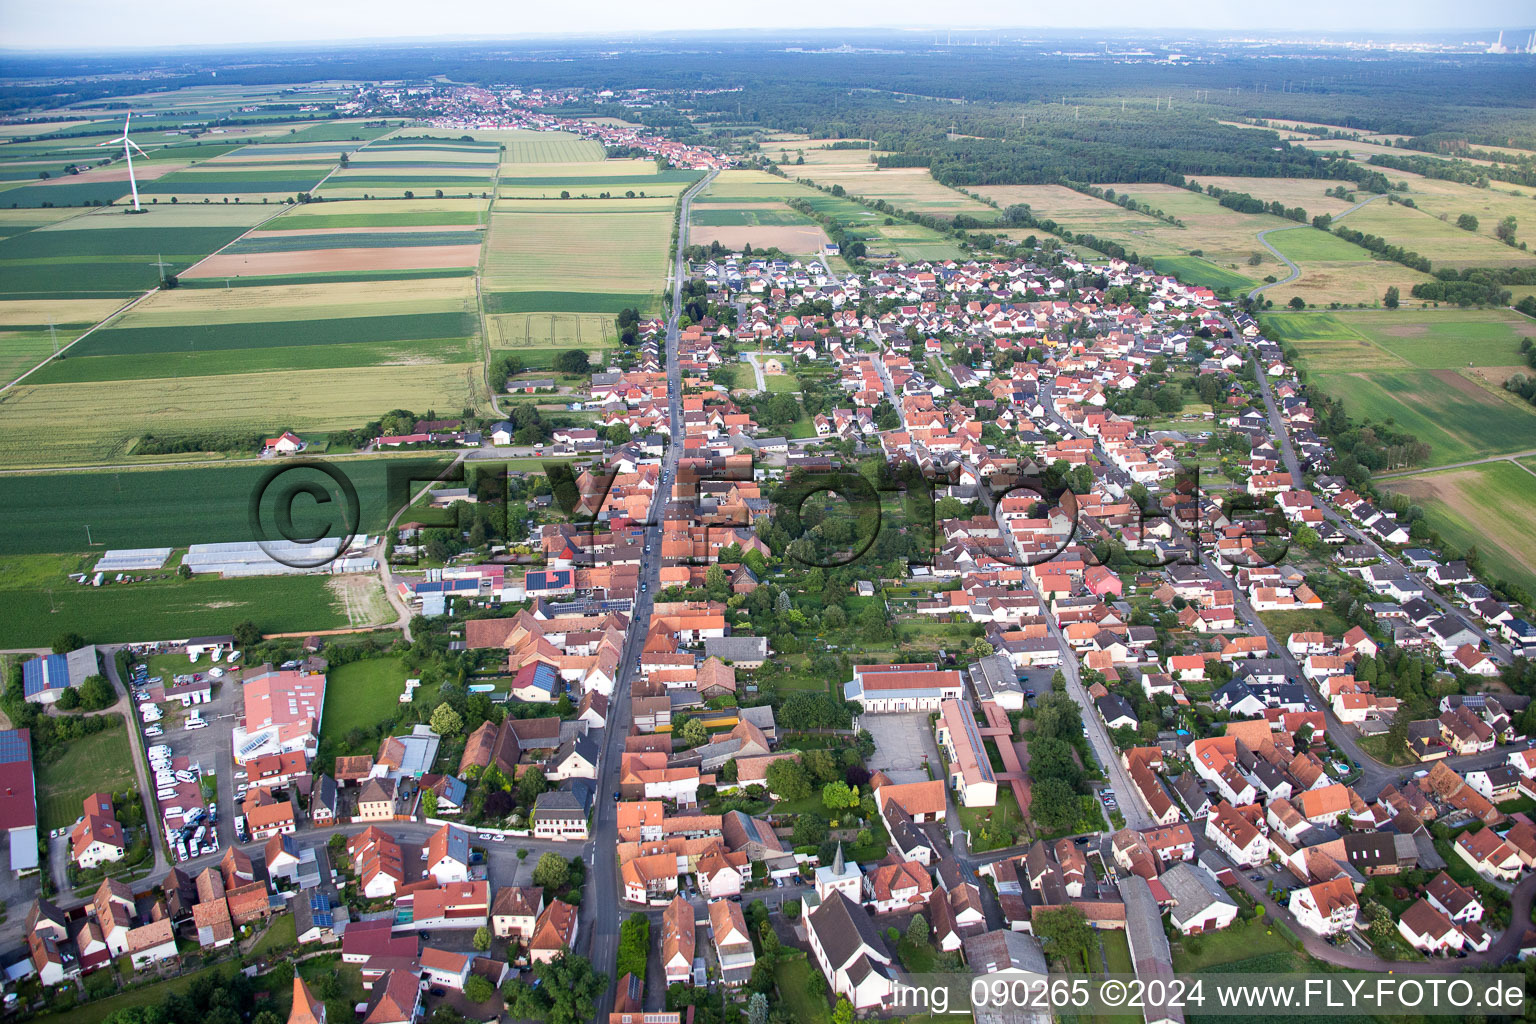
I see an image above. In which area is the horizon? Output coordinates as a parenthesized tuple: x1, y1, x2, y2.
(3, 1, 1536, 54)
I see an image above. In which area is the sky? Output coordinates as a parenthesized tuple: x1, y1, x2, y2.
(0, 0, 1531, 51)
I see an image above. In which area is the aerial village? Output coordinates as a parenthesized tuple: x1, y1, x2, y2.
(4, 109, 1536, 1024)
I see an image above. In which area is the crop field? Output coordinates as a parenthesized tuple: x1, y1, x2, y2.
(1308, 368, 1536, 464)
(1149, 256, 1257, 292)
(1386, 462, 1536, 595)
(184, 241, 481, 278)
(497, 180, 692, 201)
(36, 719, 135, 833)
(1262, 226, 1373, 263)
(141, 167, 335, 196)
(974, 182, 1292, 282)
(489, 312, 618, 350)
(225, 228, 482, 253)
(495, 131, 606, 164)
(268, 198, 488, 228)
(32, 309, 479, 382)
(483, 207, 672, 314)
(871, 221, 963, 260)
(1186, 177, 1362, 217)
(1264, 309, 1536, 371)
(0, 571, 361, 647)
(1336, 200, 1536, 270)
(0, 218, 257, 298)
(0, 362, 479, 468)
(105, 275, 477, 324)
(792, 154, 999, 220)
(1380, 171, 1536, 249)
(0, 455, 453, 555)
(500, 158, 653, 179)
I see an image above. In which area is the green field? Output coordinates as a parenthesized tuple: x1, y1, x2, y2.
(483, 207, 672, 314)
(1310, 368, 1536, 463)
(1263, 226, 1374, 262)
(0, 456, 454, 555)
(1264, 309, 1536, 463)
(322, 656, 410, 738)
(29, 335, 476, 383)
(691, 207, 815, 227)
(0, 572, 362, 647)
(36, 715, 135, 832)
(70, 310, 475, 356)
(1386, 461, 1536, 595)
(1152, 255, 1257, 292)
(225, 230, 481, 254)
(0, 222, 253, 299)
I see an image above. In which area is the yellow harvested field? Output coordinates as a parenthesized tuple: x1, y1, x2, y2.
(483, 209, 671, 295)
(124, 276, 476, 314)
(489, 313, 618, 350)
(693, 225, 830, 253)
(1278, 259, 1433, 307)
(42, 204, 277, 228)
(114, 278, 475, 328)
(1187, 177, 1361, 216)
(0, 121, 88, 138)
(184, 244, 481, 278)
(349, 148, 498, 165)
(0, 298, 127, 327)
(0, 363, 481, 469)
(0, 208, 89, 231)
(275, 198, 487, 221)
(499, 158, 656, 178)
(250, 225, 482, 237)
(1296, 138, 1503, 168)
(791, 153, 996, 219)
(493, 196, 677, 214)
(497, 180, 689, 200)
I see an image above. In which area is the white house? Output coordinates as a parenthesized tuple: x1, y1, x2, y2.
(1288, 878, 1357, 937)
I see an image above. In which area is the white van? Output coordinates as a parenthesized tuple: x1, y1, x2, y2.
(184, 719, 206, 731)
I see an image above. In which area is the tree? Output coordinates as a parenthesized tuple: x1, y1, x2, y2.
(1034, 905, 1094, 971)
(1032, 776, 1079, 834)
(1495, 215, 1518, 245)
(1456, 213, 1479, 232)
(766, 758, 812, 801)
(51, 632, 85, 654)
(518, 766, 550, 806)
(1383, 286, 1400, 309)
(679, 717, 708, 747)
(747, 993, 769, 1024)
(421, 789, 438, 818)
(534, 952, 604, 1024)
(56, 688, 80, 710)
(430, 702, 463, 737)
(533, 851, 571, 890)
(905, 913, 930, 948)
(464, 976, 495, 1004)
(77, 674, 114, 710)
(553, 350, 590, 375)
(1288, 296, 1306, 310)
(233, 620, 262, 648)
(821, 780, 858, 812)
(832, 997, 853, 1024)
(791, 813, 829, 847)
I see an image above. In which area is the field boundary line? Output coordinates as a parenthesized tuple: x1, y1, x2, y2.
(0, 198, 301, 394)
(1375, 447, 1536, 479)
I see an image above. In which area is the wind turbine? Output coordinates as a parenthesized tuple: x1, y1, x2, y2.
(98, 112, 147, 212)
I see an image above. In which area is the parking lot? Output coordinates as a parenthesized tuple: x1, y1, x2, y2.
(124, 645, 242, 864)
(859, 712, 940, 785)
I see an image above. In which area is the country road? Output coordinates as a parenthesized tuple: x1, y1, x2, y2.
(1247, 193, 1383, 301)
(1374, 449, 1536, 480)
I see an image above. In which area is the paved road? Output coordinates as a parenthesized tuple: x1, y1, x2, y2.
(1247, 348, 1513, 664)
(1247, 194, 1383, 301)
(587, 168, 716, 1017)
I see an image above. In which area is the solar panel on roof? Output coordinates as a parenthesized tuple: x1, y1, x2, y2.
(0, 730, 29, 764)
(309, 890, 333, 928)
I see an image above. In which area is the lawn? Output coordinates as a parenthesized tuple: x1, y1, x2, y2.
(36, 715, 135, 832)
(322, 657, 410, 739)
(250, 912, 297, 956)
(774, 956, 832, 1024)
(1385, 462, 1536, 595)
(1169, 915, 1299, 972)
(764, 373, 800, 394)
(1257, 607, 1351, 638)
(47, 963, 229, 1024)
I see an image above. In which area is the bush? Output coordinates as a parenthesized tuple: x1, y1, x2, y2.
(464, 975, 495, 1004)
